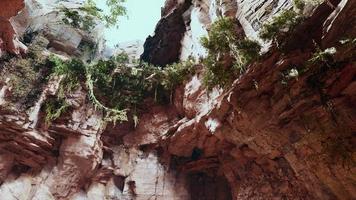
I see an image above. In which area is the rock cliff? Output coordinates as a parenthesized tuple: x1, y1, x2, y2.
(0, 0, 355, 200)
(0, 0, 26, 56)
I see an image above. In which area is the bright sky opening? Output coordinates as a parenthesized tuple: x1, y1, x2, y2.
(95, 0, 166, 47)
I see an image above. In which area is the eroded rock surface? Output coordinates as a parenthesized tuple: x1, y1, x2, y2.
(0, 0, 26, 56)
(141, 0, 192, 66)
(0, 0, 355, 199)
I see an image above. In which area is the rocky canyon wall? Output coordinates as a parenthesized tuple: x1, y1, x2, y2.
(0, 0, 26, 56)
(0, 0, 355, 200)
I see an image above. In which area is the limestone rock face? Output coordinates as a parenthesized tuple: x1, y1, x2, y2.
(0, 0, 356, 199)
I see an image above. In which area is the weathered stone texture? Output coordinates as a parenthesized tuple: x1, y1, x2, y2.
(0, 0, 355, 199)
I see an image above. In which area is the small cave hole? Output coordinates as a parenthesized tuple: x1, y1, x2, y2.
(191, 147, 204, 160)
(188, 172, 232, 200)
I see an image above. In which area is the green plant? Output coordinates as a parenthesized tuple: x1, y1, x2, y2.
(259, 10, 303, 46)
(88, 55, 197, 123)
(234, 39, 261, 69)
(102, 0, 127, 28)
(61, 7, 87, 29)
(59, 0, 126, 31)
(46, 52, 195, 124)
(162, 59, 195, 100)
(8, 59, 37, 100)
(45, 97, 70, 125)
(86, 72, 128, 124)
(308, 47, 336, 65)
(200, 17, 239, 90)
(26, 35, 48, 60)
(201, 17, 238, 54)
(293, 0, 305, 11)
(49, 55, 85, 98)
(200, 17, 260, 89)
(47, 54, 126, 124)
(1, 43, 53, 107)
(202, 55, 236, 90)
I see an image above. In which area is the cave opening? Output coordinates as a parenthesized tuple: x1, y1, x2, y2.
(188, 172, 232, 200)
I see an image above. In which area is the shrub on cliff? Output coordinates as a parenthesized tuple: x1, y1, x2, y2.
(5, 59, 38, 100)
(59, 0, 126, 31)
(293, 0, 305, 11)
(49, 55, 85, 98)
(46, 53, 195, 124)
(44, 97, 69, 125)
(200, 17, 261, 89)
(234, 39, 262, 69)
(86, 54, 195, 122)
(308, 47, 336, 65)
(162, 59, 195, 100)
(200, 17, 238, 54)
(259, 10, 303, 47)
(0, 43, 53, 108)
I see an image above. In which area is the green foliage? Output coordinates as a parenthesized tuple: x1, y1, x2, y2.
(234, 39, 262, 69)
(86, 53, 133, 123)
(7, 59, 38, 100)
(45, 97, 69, 125)
(86, 72, 128, 124)
(293, 0, 305, 11)
(88, 55, 194, 119)
(89, 54, 142, 109)
(78, 39, 98, 61)
(201, 17, 237, 53)
(160, 59, 195, 102)
(259, 10, 303, 45)
(47, 54, 122, 123)
(162, 59, 195, 91)
(59, 0, 126, 31)
(308, 47, 336, 65)
(0, 44, 53, 107)
(47, 52, 195, 124)
(102, 0, 127, 28)
(39, 56, 86, 124)
(202, 55, 236, 90)
(200, 17, 261, 89)
(61, 7, 92, 30)
(49, 55, 85, 98)
(307, 39, 355, 71)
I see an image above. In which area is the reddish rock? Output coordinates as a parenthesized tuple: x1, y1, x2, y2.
(0, 0, 26, 55)
(0, 0, 355, 199)
(141, 0, 192, 66)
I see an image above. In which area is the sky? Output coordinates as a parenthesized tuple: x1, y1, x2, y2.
(95, 0, 166, 47)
